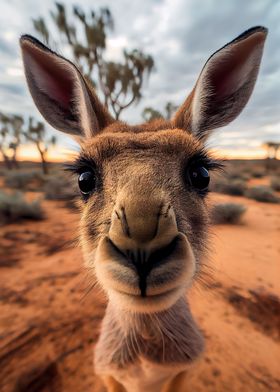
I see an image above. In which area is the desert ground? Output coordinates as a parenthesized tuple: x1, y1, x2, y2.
(0, 160, 279, 392)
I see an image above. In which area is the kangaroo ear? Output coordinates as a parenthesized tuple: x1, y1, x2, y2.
(173, 26, 268, 140)
(20, 35, 114, 138)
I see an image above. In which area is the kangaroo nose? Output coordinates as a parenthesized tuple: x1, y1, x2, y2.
(109, 200, 178, 256)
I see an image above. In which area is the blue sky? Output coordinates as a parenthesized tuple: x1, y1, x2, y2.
(0, 0, 279, 158)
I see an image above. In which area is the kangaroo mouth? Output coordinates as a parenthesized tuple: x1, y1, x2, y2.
(108, 236, 179, 297)
(94, 233, 196, 311)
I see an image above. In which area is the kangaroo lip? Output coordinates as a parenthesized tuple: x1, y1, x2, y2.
(108, 236, 180, 297)
(94, 233, 195, 302)
(114, 286, 180, 299)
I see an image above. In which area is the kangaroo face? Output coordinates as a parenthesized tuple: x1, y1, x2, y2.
(75, 128, 221, 312)
(20, 27, 267, 313)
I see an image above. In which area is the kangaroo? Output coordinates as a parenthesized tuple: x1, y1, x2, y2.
(20, 26, 267, 392)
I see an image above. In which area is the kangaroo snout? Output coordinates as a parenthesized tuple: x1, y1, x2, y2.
(93, 194, 196, 301)
(109, 197, 179, 259)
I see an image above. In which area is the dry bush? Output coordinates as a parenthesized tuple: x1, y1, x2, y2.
(0, 168, 6, 177)
(0, 191, 44, 224)
(212, 178, 247, 196)
(250, 169, 265, 178)
(44, 175, 77, 201)
(271, 176, 280, 192)
(211, 203, 246, 224)
(245, 186, 280, 203)
(229, 172, 250, 181)
(4, 171, 47, 191)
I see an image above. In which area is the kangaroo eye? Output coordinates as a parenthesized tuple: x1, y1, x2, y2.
(78, 171, 96, 195)
(188, 165, 210, 191)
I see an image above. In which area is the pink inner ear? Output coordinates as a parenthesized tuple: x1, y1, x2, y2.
(26, 46, 75, 109)
(209, 35, 260, 99)
(210, 56, 251, 98)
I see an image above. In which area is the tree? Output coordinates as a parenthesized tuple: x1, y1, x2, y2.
(33, 2, 154, 120)
(263, 142, 280, 160)
(142, 102, 178, 122)
(142, 107, 164, 122)
(23, 117, 56, 174)
(0, 113, 23, 169)
(9, 115, 24, 169)
(0, 113, 12, 169)
(165, 102, 178, 120)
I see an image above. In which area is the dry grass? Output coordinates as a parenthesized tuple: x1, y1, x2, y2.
(249, 169, 265, 178)
(4, 171, 47, 191)
(0, 191, 44, 224)
(212, 178, 247, 196)
(211, 202, 247, 224)
(245, 186, 280, 203)
(44, 176, 77, 201)
(270, 176, 280, 192)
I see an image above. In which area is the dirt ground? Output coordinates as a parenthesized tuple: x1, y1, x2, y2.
(0, 186, 279, 391)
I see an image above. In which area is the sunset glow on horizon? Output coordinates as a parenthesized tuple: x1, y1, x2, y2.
(10, 144, 278, 163)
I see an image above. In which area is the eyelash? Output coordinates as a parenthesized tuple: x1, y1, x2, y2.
(64, 158, 96, 175)
(188, 152, 224, 172)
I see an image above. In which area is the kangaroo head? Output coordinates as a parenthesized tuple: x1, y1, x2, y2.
(20, 27, 267, 313)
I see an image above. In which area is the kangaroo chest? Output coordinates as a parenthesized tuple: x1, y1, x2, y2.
(94, 299, 204, 390)
(99, 357, 186, 392)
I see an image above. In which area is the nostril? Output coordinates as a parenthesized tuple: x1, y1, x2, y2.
(108, 236, 179, 269)
(108, 238, 127, 260)
(127, 248, 149, 265)
(148, 236, 179, 268)
(108, 239, 149, 266)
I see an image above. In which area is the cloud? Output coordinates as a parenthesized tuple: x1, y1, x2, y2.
(0, 83, 25, 95)
(0, 37, 16, 56)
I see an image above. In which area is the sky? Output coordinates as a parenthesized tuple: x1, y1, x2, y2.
(0, 0, 279, 160)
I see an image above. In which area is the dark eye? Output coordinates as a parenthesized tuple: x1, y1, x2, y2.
(188, 165, 210, 191)
(78, 171, 96, 195)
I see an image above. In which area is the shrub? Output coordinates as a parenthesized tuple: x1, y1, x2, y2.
(0, 191, 44, 224)
(213, 178, 247, 196)
(250, 170, 265, 178)
(271, 177, 280, 192)
(5, 171, 47, 191)
(245, 186, 280, 203)
(44, 175, 77, 201)
(211, 203, 247, 224)
(228, 172, 250, 181)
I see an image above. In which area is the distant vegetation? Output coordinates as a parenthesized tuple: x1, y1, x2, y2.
(4, 171, 47, 191)
(263, 142, 280, 160)
(271, 176, 280, 192)
(0, 113, 23, 170)
(0, 114, 56, 174)
(44, 176, 77, 201)
(0, 159, 279, 226)
(0, 166, 80, 224)
(212, 178, 247, 196)
(0, 191, 44, 224)
(142, 102, 178, 122)
(245, 186, 280, 203)
(22, 118, 56, 174)
(211, 202, 247, 224)
(3, 168, 77, 202)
